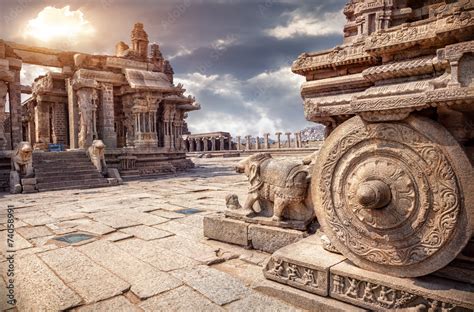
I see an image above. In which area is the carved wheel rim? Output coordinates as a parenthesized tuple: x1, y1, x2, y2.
(313, 115, 472, 277)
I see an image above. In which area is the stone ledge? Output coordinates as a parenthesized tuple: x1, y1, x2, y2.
(203, 214, 307, 253)
(262, 235, 474, 311)
(203, 215, 250, 247)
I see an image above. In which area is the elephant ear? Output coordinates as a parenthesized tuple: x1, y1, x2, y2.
(248, 163, 263, 192)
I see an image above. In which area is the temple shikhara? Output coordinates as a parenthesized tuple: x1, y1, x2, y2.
(0, 23, 200, 191)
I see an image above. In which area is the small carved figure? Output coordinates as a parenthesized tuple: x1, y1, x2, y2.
(225, 194, 242, 210)
(287, 264, 300, 281)
(270, 259, 285, 277)
(362, 282, 378, 303)
(345, 277, 360, 298)
(11, 142, 34, 177)
(302, 268, 317, 287)
(332, 275, 345, 294)
(378, 286, 395, 307)
(87, 140, 107, 175)
(235, 153, 313, 222)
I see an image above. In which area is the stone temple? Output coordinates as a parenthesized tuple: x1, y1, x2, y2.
(1, 23, 199, 191)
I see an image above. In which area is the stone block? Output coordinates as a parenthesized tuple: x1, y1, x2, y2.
(249, 224, 307, 253)
(263, 235, 346, 297)
(171, 266, 252, 306)
(107, 168, 123, 184)
(21, 178, 37, 185)
(39, 247, 130, 304)
(203, 215, 250, 247)
(22, 184, 38, 193)
(329, 260, 474, 311)
(9, 170, 21, 194)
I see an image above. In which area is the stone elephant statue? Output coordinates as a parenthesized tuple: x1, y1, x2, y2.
(87, 140, 107, 175)
(11, 141, 34, 177)
(235, 152, 314, 223)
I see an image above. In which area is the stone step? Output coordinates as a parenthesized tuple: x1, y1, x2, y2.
(35, 164, 97, 173)
(36, 178, 110, 192)
(35, 168, 101, 178)
(34, 159, 92, 165)
(36, 173, 103, 184)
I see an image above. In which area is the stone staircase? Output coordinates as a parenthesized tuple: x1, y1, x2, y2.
(0, 154, 10, 192)
(33, 151, 110, 192)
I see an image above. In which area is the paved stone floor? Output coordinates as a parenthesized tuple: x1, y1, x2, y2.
(0, 155, 310, 311)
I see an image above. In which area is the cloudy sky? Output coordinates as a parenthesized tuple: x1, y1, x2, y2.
(0, 0, 347, 136)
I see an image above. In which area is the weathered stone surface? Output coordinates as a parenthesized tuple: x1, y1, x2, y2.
(256, 279, 367, 312)
(78, 240, 182, 299)
(153, 235, 221, 264)
(171, 266, 252, 305)
(73, 296, 140, 312)
(203, 215, 250, 247)
(248, 224, 306, 253)
(103, 231, 133, 242)
(116, 238, 197, 271)
(39, 247, 130, 304)
(2, 254, 82, 311)
(264, 234, 346, 296)
(16, 225, 52, 239)
(226, 293, 303, 312)
(139, 286, 223, 312)
(0, 230, 33, 251)
(330, 260, 474, 311)
(149, 209, 185, 219)
(120, 225, 173, 240)
(89, 212, 141, 229)
(56, 218, 115, 235)
(22, 214, 56, 226)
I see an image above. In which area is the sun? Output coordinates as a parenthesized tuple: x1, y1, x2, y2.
(24, 6, 95, 43)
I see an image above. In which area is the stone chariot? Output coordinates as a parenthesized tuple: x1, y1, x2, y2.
(292, 0, 474, 277)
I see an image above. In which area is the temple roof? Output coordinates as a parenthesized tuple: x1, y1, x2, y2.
(124, 68, 174, 91)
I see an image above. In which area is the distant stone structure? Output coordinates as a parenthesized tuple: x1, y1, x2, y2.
(184, 132, 232, 152)
(0, 23, 200, 188)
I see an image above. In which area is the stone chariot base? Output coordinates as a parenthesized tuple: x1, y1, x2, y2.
(203, 214, 309, 253)
(263, 235, 474, 311)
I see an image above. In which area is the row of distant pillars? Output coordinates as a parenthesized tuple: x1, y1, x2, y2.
(236, 132, 303, 151)
(185, 135, 232, 152)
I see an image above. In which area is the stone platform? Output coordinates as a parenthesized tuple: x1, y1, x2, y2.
(204, 214, 308, 253)
(263, 235, 474, 311)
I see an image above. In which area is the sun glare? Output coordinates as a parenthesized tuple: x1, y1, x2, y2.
(24, 6, 95, 43)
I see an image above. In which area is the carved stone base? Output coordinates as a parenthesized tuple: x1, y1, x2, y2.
(203, 214, 307, 253)
(225, 209, 310, 231)
(263, 235, 474, 311)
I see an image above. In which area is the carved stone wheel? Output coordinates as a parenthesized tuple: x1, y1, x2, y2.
(312, 115, 473, 277)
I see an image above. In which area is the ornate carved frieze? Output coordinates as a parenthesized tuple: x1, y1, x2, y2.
(365, 9, 474, 53)
(264, 257, 327, 296)
(329, 273, 471, 311)
(362, 56, 442, 81)
(292, 45, 378, 74)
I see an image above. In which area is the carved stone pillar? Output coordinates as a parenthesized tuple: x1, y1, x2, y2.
(0, 82, 7, 150)
(294, 132, 300, 148)
(34, 100, 51, 150)
(236, 136, 241, 150)
(203, 137, 209, 151)
(196, 138, 201, 152)
(189, 139, 194, 152)
(245, 135, 251, 150)
(219, 136, 225, 150)
(9, 69, 22, 148)
(263, 133, 270, 149)
(76, 88, 98, 149)
(211, 137, 216, 151)
(285, 132, 291, 148)
(100, 83, 117, 148)
(256, 136, 260, 150)
(275, 132, 282, 149)
(228, 135, 232, 150)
